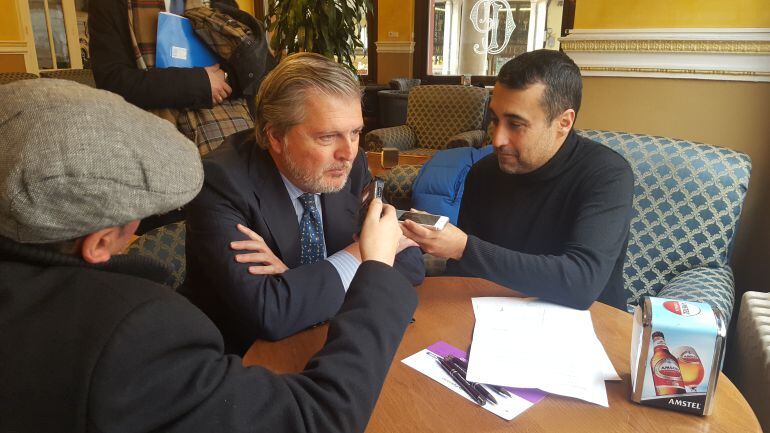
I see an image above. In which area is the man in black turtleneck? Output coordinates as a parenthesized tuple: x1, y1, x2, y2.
(402, 50, 634, 311)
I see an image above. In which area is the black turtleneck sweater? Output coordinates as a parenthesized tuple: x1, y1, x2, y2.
(446, 130, 634, 310)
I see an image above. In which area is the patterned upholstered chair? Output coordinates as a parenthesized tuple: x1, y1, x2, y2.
(383, 130, 752, 321)
(365, 85, 490, 156)
(126, 221, 187, 290)
(577, 130, 750, 322)
(39, 69, 96, 87)
(0, 72, 38, 85)
(383, 164, 422, 211)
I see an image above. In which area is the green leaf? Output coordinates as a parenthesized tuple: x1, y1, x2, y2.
(267, 0, 368, 68)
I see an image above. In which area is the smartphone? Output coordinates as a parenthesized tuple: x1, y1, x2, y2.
(397, 210, 449, 231)
(358, 177, 385, 226)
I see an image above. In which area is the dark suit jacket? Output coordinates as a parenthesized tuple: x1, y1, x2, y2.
(0, 237, 417, 433)
(183, 129, 425, 352)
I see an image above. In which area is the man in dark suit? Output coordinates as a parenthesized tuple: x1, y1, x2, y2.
(183, 53, 425, 353)
(0, 78, 417, 433)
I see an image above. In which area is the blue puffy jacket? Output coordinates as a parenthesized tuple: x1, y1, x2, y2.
(411, 146, 494, 224)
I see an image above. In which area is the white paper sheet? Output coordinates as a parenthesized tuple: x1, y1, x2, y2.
(466, 297, 619, 407)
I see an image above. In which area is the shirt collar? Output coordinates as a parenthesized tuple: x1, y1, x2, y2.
(279, 173, 318, 201)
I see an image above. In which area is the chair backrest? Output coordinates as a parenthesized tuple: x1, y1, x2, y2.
(577, 129, 751, 307)
(126, 221, 187, 289)
(39, 69, 96, 87)
(406, 85, 489, 151)
(0, 72, 38, 85)
(383, 164, 422, 211)
(378, 90, 410, 127)
(389, 78, 421, 91)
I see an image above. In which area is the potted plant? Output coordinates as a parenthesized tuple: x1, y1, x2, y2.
(265, 0, 371, 72)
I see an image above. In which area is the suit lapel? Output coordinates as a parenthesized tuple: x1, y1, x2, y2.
(321, 180, 360, 256)
(249, 148, 302, 268)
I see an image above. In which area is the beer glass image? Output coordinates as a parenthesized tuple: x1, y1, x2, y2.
(649, 331, 686, 396)
(673, 346, 705, 392)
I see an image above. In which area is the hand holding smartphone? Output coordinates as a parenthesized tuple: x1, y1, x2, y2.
(396, 210, 449, 231)
(358, 177, 385, 227)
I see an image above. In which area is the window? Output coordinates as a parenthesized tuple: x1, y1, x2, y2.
(415, 0, 568, 83)
(430, 0, 532, 76)
(354, 13, 370, 77)
(27, 0, 83, 70)
(75, 0, 89, 68)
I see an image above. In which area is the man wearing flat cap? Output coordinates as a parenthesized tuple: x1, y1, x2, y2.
(182, 53, 425, 353)
(0, 79, 417, 433)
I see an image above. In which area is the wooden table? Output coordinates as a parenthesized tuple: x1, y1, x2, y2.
(243, 277, 760, 432)
(366, 151, 431, 177)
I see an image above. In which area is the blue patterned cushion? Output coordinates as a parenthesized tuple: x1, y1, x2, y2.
(383, 164, 421, 210)
(658, 266, 735, 323)
(126, 221, 186, 289)
(578, 129, 751, 316)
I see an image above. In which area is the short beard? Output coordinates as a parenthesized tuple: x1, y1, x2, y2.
(281, 141, 352, 193)
(494, 147, 524, 174)
(495, 121, 559, 174)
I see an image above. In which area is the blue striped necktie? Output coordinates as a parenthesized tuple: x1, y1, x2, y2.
(298, 193, 326, 265)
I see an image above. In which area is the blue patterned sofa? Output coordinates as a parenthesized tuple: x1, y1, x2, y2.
(581, 130, 750, 322)
(384, 129, 752, 322)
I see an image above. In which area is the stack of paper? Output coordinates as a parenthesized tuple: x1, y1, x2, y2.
(466, 297, 621, 407)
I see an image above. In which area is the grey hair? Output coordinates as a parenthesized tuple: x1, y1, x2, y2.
(254, 52, 363, 149)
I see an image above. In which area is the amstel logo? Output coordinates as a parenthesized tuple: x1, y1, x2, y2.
(663, 300, 701, 317)
(654, 358, 682, 379)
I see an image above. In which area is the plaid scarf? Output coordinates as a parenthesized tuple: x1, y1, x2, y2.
(127, 0, 253, 155)
(127, 0, 164, 69)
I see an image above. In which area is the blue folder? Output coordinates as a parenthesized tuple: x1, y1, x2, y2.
(156, 12, 218, 68)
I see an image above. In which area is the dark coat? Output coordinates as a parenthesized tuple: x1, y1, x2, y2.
(88, 0, 212, 109)
(0, 237, 417, 433)
(182, 129, 425, 352)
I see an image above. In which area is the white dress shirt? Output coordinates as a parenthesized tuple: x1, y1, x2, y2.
(280, 174, 360, 291)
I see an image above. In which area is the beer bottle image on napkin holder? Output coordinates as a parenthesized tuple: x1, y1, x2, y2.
(630, 296, 726, 416)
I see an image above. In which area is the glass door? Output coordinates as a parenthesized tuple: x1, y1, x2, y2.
(415, 0, 564, 84)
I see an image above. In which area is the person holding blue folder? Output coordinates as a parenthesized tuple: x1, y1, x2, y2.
(89, 0, 232, 110)
(89, 0, 262, 231)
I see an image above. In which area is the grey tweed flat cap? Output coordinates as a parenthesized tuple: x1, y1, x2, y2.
(0, 79, 203, 243)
